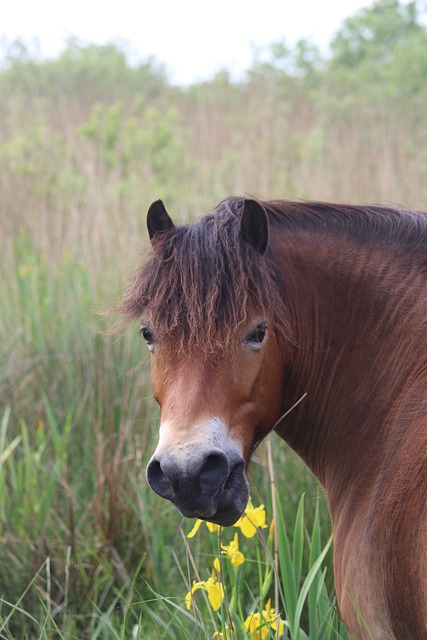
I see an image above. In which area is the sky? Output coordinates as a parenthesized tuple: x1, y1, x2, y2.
(2, 0, 374, 84)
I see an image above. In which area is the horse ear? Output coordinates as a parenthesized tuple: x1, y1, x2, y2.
(240, 199, 269, 255)
(147, 200, 175, 242)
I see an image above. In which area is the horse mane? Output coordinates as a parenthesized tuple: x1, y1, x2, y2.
(264, 200, 427, 258)
(121, 197, 291, 355)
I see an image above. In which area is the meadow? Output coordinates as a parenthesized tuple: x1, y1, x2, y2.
(1, 1, 427, 637)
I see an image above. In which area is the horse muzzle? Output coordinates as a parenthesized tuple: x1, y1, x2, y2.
(146, 422, 249, 525)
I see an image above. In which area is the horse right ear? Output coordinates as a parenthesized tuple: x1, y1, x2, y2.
(240, 199, 269, 255)
(147, 200, 175, 242)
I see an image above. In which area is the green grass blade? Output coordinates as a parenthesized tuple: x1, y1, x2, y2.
(292, 493, 305, 593)
(275, 489, 298, 629)
(291, 535, 333, 638)
(308, 494, 322, 636)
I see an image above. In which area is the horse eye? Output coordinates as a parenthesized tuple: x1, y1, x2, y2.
(140, 326, 155, 350)
(245, 323, 267, 346)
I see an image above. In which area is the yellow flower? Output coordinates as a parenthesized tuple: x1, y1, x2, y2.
(212, 624, 234, 639)
(234, 498, 268, 538)
(186, 519, 222, 538)
(221, 532, 244, 567)
(244, 599, 286, 639)
(185, 558, 224, 612)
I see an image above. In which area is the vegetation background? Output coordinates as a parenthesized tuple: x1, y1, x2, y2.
(1, 0, 427, 637)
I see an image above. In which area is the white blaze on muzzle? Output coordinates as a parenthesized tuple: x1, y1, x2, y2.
(152, 417, 244, 472)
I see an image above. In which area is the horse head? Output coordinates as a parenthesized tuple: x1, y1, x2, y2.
(133, 199, 289, 525)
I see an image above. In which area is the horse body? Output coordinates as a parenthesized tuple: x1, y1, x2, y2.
(267, 207, 427, 638)
(122, 198, 427, 639)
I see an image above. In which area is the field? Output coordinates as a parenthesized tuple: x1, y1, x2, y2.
(1, 1, 427, 637)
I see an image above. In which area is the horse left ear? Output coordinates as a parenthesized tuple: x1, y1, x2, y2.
(147, 200, 175, 242)
(240, 199, 269, 255)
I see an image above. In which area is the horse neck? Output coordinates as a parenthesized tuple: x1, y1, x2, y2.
(271, 225, 426, 512)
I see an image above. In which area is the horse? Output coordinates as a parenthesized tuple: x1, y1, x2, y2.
(121, 197, 427, 639)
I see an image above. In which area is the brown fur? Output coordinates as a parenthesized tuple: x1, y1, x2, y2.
(123, 198, 427, 639)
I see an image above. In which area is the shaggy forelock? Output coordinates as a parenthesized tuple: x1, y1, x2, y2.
(121, 198, 289, 354)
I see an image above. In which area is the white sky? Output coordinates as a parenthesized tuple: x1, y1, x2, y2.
(2, 0, 373, 84)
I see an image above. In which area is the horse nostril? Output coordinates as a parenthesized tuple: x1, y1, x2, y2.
(198, 453, 228, 493)
(147, 451, 230, 502)
(146, 458, 175, 500)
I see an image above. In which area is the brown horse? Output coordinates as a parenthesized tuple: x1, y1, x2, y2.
(121, 197, 427, 639)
